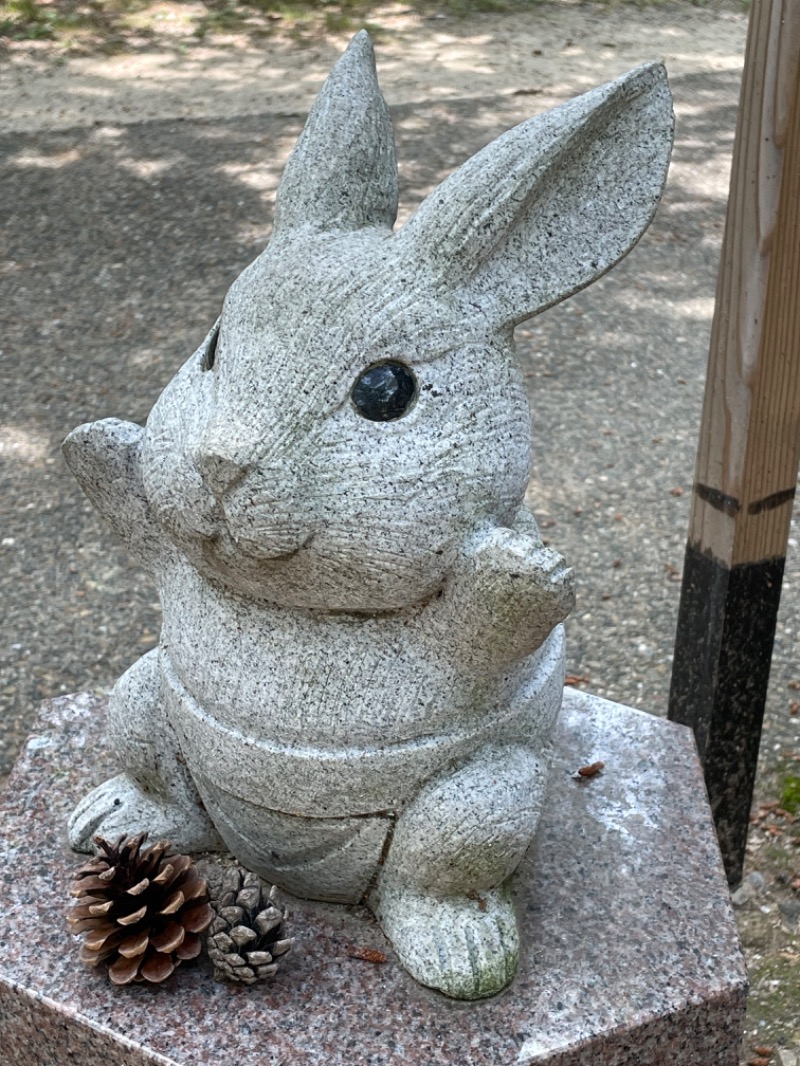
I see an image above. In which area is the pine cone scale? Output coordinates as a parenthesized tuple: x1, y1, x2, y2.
(140, 952, 175, 984)
(158, 889, 185, 915)
(88, 899, 115, 917)
(82, 921, 121, 951)
(117, 931, 150, 958)
(117, 903, 147, 926)
(150, 921, 185, 954)
(126, 878, 150, 897)
(151, 863, 175, 887)
(108, 954, 142, 985)
(175, 933, 203, 961)
(70, 876, 114, 896)
(245, 951, 274, 966)
(181, 900, 214, 934)
(229, 925, 258, 948)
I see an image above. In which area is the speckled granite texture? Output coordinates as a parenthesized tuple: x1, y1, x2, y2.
(0, 690, 746, 1065)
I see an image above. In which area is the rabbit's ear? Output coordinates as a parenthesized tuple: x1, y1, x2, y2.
(397, 64, 673, 328)
(273, 31, 398, 236)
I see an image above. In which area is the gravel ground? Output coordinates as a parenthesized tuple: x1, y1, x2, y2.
(2, 3, 800, 1060)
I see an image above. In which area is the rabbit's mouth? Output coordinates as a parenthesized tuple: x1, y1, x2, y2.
(206, 525, 315, 564)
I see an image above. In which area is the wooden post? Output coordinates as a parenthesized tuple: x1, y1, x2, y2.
(668, 0, 800, 887)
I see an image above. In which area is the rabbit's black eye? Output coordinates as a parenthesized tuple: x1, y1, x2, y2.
(351, 362, 417, 422)
(201, 325, 220, 372)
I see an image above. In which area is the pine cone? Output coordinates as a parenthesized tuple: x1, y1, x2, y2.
(68, 833, 213, 985)
(205, 866, 292, 984)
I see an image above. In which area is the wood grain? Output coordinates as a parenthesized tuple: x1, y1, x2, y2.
(690, 0, 800, 567)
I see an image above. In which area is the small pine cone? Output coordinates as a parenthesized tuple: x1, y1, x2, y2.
(205, 866, 292, 985)
(68, 833, 213, 985)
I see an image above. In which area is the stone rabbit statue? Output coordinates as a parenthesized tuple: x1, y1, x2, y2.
(65, 33, 673, 999)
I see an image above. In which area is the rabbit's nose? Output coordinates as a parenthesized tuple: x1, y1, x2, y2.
(194, 448, 247, 497)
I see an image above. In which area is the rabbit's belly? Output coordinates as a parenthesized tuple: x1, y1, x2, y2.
(186, 779, 392, 904)
(160, 625, 565, 818)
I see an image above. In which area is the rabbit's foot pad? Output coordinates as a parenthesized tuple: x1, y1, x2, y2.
(68, 773, 223, 854)
(376, 882, 518, 999)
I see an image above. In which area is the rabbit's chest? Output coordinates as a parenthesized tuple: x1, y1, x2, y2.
(158, 558, 498, 749)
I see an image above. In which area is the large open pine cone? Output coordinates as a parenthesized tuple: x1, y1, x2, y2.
(205, 865, 292, 984)
(69, 833, 213, 985)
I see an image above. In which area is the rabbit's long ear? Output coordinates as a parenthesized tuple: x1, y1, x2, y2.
(272, 31, 398, 236)
(397, 64, 673, 328)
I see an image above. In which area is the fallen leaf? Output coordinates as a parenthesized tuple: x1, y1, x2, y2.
(565, 674, 590, 687)
(467, 891, 488, 912)
(575, 761, 605, 779)
(347, 946, 388, 964)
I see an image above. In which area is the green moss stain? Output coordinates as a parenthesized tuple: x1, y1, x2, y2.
(780, 775, 800, 814)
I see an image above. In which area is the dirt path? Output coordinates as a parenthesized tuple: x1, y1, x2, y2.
(2, 1, 747, 133)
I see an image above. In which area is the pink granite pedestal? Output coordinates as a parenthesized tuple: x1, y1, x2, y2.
(0, 690, 747, 1066)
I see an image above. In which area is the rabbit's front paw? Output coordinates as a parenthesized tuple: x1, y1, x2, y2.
(376, 882, 518, 999)
(68, 773, 223, 854)
(439, 527, 574, 667)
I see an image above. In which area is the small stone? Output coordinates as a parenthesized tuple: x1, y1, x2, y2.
(778, 1051, 798, 1066)
(730, 885, 751, 907)
(778, 899, 800, 926)
(746, 871, 766, 893)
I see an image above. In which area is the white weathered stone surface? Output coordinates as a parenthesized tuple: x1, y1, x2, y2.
(62, 32, 673, 1000)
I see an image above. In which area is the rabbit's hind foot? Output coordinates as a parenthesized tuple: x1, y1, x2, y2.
(67, 773, 223, 855)
(375, 879, 518, 999)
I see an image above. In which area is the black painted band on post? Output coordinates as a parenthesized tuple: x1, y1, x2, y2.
(668, 544, 785, 887)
